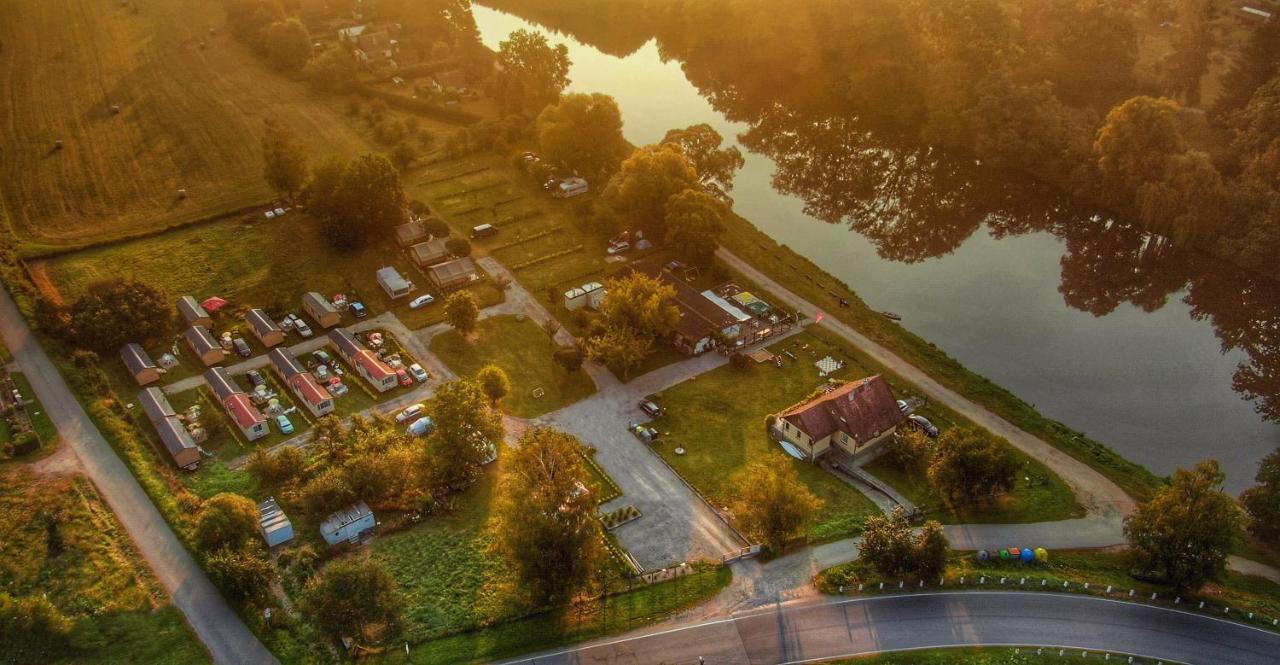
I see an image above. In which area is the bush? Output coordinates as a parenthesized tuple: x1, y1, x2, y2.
(206, 543, 278, 604)
(11, 431, 39, 456)
(422, 217, 450, 238)
(195, 493, 260, 553)
(553, 346, 584, 373)
(445, 237, 472, 257)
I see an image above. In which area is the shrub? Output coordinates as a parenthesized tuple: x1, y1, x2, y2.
(445, 237, 472, 257)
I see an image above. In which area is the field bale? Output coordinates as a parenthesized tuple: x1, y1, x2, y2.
(110, 104, 121, 114)
(176, 188, 187, 199)
(53, 140, 63, 150)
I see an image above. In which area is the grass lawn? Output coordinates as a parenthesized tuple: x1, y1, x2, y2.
(9, 372, 59, 450)
(0, 467, 209, 664)
(717, 213, 1164, 502)
(429, 315, 595, 418)
(648, 329, 884, 542)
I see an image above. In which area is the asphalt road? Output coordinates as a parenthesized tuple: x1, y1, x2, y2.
(504, 592, 1280, 665)
(0, 288, 277, 665)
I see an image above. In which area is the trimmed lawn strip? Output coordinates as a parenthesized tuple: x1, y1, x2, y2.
(718, 213, 1164, 501)
(429, 315, 595, 418)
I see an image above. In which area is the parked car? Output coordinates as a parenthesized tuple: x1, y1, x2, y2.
(639, 399, 662, 418)
(406, 416, 435, 437)
(232, 337, 251, 358)
(630, 424, 660, 443)
(409, 294, 435, 309)
(313, 350, 332, 365)
(907, 414, 939, 438)
(314, 365, 330, 382)
(350, 301, 367, 319)
(396, 403, 426, 423)
(396, 368, 413, 387)
(607, 241, 631, 255)
(246, 369, 265, 387)
(293, 318, 313, 338)
(275, 414, 294, 434)
(896, 399, 909, 414)
(471, 223, 498, 239)
(408, 363, 428, 383)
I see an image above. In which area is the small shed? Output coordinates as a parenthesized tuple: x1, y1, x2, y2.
(408, 237, 450, 267)
(394, 219, 428, 246)
(582, 282, 605, 310)
(426, 257, 479, 292)
(376, 266, 414, 299)
(185, 325, 227, 367)
(177, 295, 213, 328)
(258, 498, 295, 548)
(320, 502, 375, 546)
(120, 343, 161, 386)
(138, 387, 201, 470)
(245, 308, 284, 347)
(302, 292, 341, 329)
(563, 285, 588, 311)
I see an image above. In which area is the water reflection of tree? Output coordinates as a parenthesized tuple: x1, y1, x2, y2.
(1055, 220, 1191, 316)
(1186, 270, 1280, 422)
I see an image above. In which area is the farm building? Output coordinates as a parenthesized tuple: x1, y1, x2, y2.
(320, 501, 376, 546)
(625, 263, 741, 355)
(408, 238, 450, 267)
(426, 257, 479, 292)
(773, 375, 905, 462)
(245, 309, 284, 347)
(302, 292, 341, 329)
(354, 30, 395, 64)
(258, 498, 294, 548)
(138, 387, 201, 470)
(177, 295, 213, 328)
(184, 325, 228, 367)
(120, 343, 161, 386)
(204, 367, 268, 442)
(269, 348, 334, 417)
(376, 266, 414, 299)
(394, 219, 428, 246)
(329, 329, 397, 392)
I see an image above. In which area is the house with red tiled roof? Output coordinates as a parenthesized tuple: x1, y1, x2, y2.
(268, 348, 335, 417)
(774, 375, 905, 461)
(205, 368, 268, 442)
(328, 329, 397, 393)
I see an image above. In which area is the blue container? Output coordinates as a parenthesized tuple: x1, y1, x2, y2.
(1020, 548, 1035, 563)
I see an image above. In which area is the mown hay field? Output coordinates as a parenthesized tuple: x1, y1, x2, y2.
(0, 0, 374, 250)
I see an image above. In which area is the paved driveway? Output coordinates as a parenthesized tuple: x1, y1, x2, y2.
(0, 288, 276, 665)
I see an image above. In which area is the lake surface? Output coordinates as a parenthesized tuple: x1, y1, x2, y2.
(471, 4, 1280, 491)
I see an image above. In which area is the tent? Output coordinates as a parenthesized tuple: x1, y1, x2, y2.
(201, 296, 229, 312)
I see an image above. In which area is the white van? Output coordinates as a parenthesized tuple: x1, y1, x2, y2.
(554, 177, 589, 199)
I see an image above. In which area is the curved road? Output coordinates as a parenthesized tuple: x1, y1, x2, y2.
(504, 592, 1280, 665)
(0, 288, 276, 665)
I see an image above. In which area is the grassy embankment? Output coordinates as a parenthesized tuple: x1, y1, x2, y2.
(649, 327, 1081, 542)
(817, 548, 1280, 632)
(429, 315, 596, 417)
(0, 467, 210, 664)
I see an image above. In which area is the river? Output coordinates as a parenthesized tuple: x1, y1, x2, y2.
(470, 3, 1280, 491)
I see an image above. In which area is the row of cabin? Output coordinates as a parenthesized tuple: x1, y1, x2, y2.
(268, 347, 334, 417)
(138, 387, 201, 470)
(329, 329, 398, 393)
(205, 367, 268, 442)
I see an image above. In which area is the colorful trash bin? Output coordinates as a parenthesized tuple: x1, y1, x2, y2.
(1020, 548, 1035, 563)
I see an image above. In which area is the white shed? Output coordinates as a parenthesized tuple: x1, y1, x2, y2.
(258, 498, 294, 548)
(563, 285, 587, 310)
(582, 282, 605, 310)
(320, 502, 375, 546)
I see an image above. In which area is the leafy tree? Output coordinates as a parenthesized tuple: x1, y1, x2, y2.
(299, 466, 357, 521)
(583, 324, 651, 380)
(389, 142, 417, 172)
(66, 279, 170, 353)
(264, 18, 311, 72)
(1215, 19, 1280, 115)
(444, 291, 479, 335)
(1230, 76, 1280, 166)
(915, 520, 950, 581)
(490, 427, 603, 605)
(927, 428, 1019, 506)
(730, 460, 822, 553)
(476, 365, 510, 406)
(421, 216, 450, 238)
(246, 445, 308, 490)
(663, 188, 727, 267)
(859, 507, 949, 580)
(445, 237, 472, 257)
(1125, 460, 1243, 591)
(1240, 448, 1280, 546)
(598, 271, 680, 340)
(222, 0, 284, 48)
(262, 118, 309, 202)
(601, 144, 700, 241)
(884, 428, 933, 474)
(493, 29, 571, 114)
(303, 556, 403, 641)
(537, 93, 630, 181)
(660, 123, 745, 199)
(206, 544, 278, 604)
(301, 156, 347, 221)
(425, 379, 504, 490)
(553, 346, 584, 373)
(305, 47, 357, 92)
(194, 493, 260, 553)
(1094, 96, 1187, 196)
(329, 154, 407, 250)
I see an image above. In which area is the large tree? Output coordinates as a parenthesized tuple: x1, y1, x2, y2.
(490, 428, 604, 605)
(493, 29, 571, 114)
(66, 279, 170, 353)
(660, 123, 745, 200)
(444, 291, 480, 335)
(582, 324, 651, 380)
(537, 93, 630, 182)
(598, 271, 680, 340)
(663, 188, 727, 268)
(194, 493, 260, 553)
(730, 460, 822, 553)
(303, 556, 403, 641)
(262, 118, 309, 202)
(1093, 96, 1188, 196)
(264, 18, 312, 72)
(926, 428, 1019, 506)
(425, 379, 503, 490)
(206, 544, 278, 604)
(1240, 448, 1280, 546)
(328, 154, 407, 250)
(476, 364, 510, 406)
(301, 156, 347, 220)
(1125, 460, 1243, 591)
(601, 144, 700, 241)
(859, 507, 950, 580)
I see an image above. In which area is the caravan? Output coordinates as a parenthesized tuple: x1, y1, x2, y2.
(553, 177, 589, 199)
